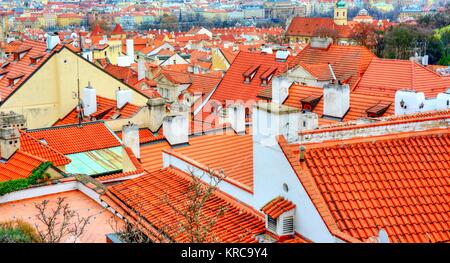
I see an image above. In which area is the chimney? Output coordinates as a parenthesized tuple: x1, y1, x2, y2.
(299, 146, 305, 161)
(83, 82, 97, 116)
(122, 122, 140, 159)
(271, 76, 292, 104)
(0, 127, 20, 160)
(310, 37, 332, 49)
(147, 97, 166, 132)
(323, 82, 350, 119)
(126, 39, 134, 62)
(163, 113, 188, 146)
(46, 33, 60, 51)
(116, 87, 133, 109)
(299, 111, 318, 131)
(228, 103, 246, 134)
(394, 90, 425, 115)
(0, 111, 27, 130)
(137, 56, 146, 81)
(253, 101, 301, 146)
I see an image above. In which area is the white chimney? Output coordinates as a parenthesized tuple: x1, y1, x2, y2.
(0, 127, 20, 160)
(252, 101, 301, 146)
(46, 34, 60, 51)
(436, 89, 450, 110)
(323, 82, 350, 119)
(271, 76, 292, 104)
(126, 39, 134, 63)
(394, 90, 426, 115)
(122, 123, 140, 159)
(116, 88, 133, 109)
(137, 57, 146, 81)
(83, 83, 97, 116)
(228, 103, 246, 134)
(299, 112, 319, 131)
(163, 113, 189, 146)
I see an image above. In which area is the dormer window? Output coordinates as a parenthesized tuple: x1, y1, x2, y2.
(12, 47, 31, 62)
(30, 53, 45, 65)
(260, 66, 277, 86)
(7, 73, 24, 87)
(261, 197, 296, 237)
(300, 94, 322, 112)
(0, 70, 8, 80)
(366, 102, 391, 118)
(243, 64, 260, 83)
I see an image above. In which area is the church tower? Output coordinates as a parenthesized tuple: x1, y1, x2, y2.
(334, 0, 348, 26)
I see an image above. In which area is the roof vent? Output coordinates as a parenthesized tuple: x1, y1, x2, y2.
(299, 145, 305, 161)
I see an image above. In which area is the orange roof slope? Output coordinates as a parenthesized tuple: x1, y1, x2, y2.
(261, 197, 296, 219)
(355, 59, 450, 97)
(0, 40, 54, 101)
(286, 17, 352, 38)
(111, 23, 125, 35)
(140, 141, 171, 172)
(281, 129, 450, 243)
(282, 85, 394, 124)
(116, 128, 164, 144)
(104, 167, 265, 243)
(19, 131, 71, 166)
(289, 44, 376, 88)
(0, 151, 44, 182)
(26, 122, 121, 155)
(208, 51, 292, 103)
(166, 134, 254, 192)
(54, 96, 141, 126)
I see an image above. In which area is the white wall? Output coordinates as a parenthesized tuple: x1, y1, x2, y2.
(252, 141, 337, 243)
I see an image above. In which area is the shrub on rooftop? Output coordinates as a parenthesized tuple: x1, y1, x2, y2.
(0, 219, 42, 243)
(0, 162, 52, 196)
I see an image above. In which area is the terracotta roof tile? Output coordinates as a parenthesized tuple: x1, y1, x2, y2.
(355, 59, 450, 97)
(54, 96, 141, 126)
(261, 196, 296, 219)
(103, 167, 265, 243)
(0, 150, 44, 182)
(26, 122, 121, 155)
(279, 128, 450, 243)
(207, 51, 292, 104)
(19, 130, 71, 166)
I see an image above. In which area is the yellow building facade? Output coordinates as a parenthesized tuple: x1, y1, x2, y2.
(0, 47, 149, 129)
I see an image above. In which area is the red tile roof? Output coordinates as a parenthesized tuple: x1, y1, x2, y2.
(19, 130, 71, 166)
(281, 84, 394, 125)
(0, 150, 44, 182)
(289, 44, 376, 88)
(286, 17, 352, 38)
(111, 23, 125, 35)
(102, 167, 265, 243)
(354, 59, 450, 97)
(261, 197, 296, 219)
(53, 96, 142, 126)
(26, 121, 121, 155)
(207, 51, 292, 104)
(0, 40, 57, 101)
(278, 128, 450, 243)
(116, 128, 164, 144)
(103, 64, 159, 98)
(164, 134, 254, 192)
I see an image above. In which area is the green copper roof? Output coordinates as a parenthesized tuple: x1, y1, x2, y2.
(336, 0, 346, 8)
(65, 146, 123, 176)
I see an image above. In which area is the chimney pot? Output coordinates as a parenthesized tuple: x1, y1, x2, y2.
(299, 146, 306, 161)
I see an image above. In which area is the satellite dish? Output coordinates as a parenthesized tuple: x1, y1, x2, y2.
(378, 228, 389, 243)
